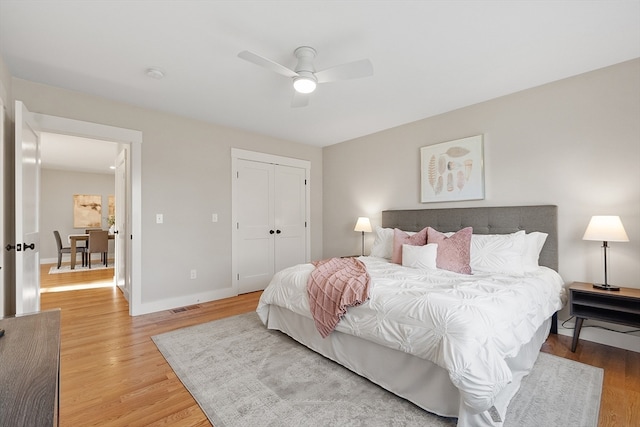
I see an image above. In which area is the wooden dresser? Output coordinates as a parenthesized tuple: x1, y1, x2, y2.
(0, 309, 61, 426)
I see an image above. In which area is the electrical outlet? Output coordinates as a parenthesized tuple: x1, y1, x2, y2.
(190, 269, 197, 279)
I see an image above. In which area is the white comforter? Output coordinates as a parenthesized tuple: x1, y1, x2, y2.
(257, 256, 566, 415)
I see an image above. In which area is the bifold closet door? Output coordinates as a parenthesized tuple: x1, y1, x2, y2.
(236, 159, 306, 294)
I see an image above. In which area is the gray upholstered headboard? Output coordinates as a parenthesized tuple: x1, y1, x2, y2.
(381, 205, 558, 271)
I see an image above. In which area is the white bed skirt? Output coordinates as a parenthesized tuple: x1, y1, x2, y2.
(263, 305, 552, 427)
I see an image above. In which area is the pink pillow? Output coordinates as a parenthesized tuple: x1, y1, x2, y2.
(391, 228, 428, 264)
(427, 227, 473, 274)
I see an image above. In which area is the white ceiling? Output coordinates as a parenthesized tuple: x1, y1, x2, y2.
(40, 133, 118, 175)
(2, 1, 639, 163)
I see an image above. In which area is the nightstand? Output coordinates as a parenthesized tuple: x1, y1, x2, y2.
(569, 282, 640, 352)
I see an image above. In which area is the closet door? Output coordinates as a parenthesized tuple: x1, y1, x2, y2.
(236, 159, 275, 294)
(235, 158, 307, 294)
(274, 165, 307, 272)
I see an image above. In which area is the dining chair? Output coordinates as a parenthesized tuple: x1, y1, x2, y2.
(54, 230, 87, 269)
(84, 228, 102, 262)
(87, 230, 109, 268)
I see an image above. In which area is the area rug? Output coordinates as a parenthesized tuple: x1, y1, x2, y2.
(152, 313, 603, 427)
(48, 264, 113, 274)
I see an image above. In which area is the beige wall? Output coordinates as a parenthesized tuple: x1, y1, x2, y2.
(0, 54, 10, 108)
(40, 169, 115, 261)
(322, 58, 640, 349)
(10, 77, 323, 312)
(2, 48, 639, 349)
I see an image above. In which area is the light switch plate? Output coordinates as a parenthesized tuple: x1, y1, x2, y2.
(156, 213, 163, 224)
(212, 213, 218, 223)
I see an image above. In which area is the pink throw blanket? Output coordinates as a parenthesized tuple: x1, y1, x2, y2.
(306, 257, 371, 338)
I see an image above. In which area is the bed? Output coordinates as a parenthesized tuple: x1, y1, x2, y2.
(256, 205, 566, 427)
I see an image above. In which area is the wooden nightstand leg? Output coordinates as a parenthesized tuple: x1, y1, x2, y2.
(571, 317, 584, 352)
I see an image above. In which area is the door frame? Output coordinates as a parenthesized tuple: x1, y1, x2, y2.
(0, 92, 5, 317)
(32, 113, 143, 316)
(231, 148, 310, 294)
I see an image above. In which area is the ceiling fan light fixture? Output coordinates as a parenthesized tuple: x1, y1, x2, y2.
(238, 46, 372, 107)
(293, 75, 317, 94)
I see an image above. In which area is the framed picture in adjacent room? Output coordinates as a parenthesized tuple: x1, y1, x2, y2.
(420, 135, 485, 203)
(73, 194, 102, 228)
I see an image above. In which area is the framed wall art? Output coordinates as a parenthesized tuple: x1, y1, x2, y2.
(420, 135, 484, 203)
(73, 194, 102, 228)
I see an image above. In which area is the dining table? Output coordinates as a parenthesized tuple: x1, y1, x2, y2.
(68, 233, 115, 269)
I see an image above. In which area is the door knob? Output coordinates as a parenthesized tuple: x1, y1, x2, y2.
(276, 229, 282, 234)
(23, 243, 35, 251)
(269, 230, 275, 234)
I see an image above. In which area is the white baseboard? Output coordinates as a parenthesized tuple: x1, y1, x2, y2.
(558, 320, 640, 353)
(131, 287, 239, 316)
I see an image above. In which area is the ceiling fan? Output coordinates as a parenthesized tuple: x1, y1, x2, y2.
(237, 46, 373, 107)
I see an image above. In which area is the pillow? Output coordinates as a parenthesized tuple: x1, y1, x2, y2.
(470, 231, 526, 275)
(426, 227, 472, 274)
(391, 228, 427, 264)
(522, 231, 548, 272)
(369, 226, 394, 259)
(402, 243, 438, 270)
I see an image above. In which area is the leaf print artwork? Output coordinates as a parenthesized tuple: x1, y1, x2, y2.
(457, 170, 465, 191)
(420, 135, 483, 202)
(464, 159, 473, 181)
(435, 176, 443, 194)
(428, 155, 437, 189)
(447, 161, 461, 171)
(438, 155, 446, 175)
(446, 146, 470, 158)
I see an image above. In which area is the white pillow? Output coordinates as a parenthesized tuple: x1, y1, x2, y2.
(369, 226, 394, 258)
(522, 232, 548, 272)
(402, 243, 438, 270)
(470, 231, 526, 275)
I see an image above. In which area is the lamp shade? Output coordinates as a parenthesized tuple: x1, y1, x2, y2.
(354, 217, 372, 233)
(582, 216, 629, 242)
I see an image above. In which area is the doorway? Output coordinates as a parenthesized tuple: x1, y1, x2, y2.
(40, 133, 120, 294)
(30, 111, 142, 315)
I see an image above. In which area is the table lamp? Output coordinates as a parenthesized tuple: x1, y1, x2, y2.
(582, 215, 629, 291)
(354, 217, 372, 256)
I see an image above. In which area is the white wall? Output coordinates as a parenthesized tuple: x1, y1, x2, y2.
(323, 59, 640, 350)
(40, 168, 115, 262)
(8, 76, 323, 314)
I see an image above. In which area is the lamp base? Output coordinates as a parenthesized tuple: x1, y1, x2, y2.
(592, 283, 620, 291)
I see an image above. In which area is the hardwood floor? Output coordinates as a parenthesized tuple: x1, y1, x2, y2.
(40, 264, 638, 426)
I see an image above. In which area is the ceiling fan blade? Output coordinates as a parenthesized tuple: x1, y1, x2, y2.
(291, 91, 310, 108)
(315, 59, 373, 83)
(238, 50, 298, 78)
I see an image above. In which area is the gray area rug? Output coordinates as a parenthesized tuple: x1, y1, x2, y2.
(152, 313, 603, 427)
